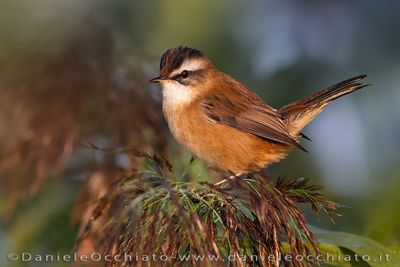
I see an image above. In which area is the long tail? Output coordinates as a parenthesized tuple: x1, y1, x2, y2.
(279, 75, 368, 135)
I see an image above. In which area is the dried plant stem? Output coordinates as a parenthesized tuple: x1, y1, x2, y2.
(77, 157, 339, 267)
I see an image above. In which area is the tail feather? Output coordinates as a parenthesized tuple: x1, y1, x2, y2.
(279, 75, 368, 135)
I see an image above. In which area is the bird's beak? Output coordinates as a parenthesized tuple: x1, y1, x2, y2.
(149, 76, 164, 83)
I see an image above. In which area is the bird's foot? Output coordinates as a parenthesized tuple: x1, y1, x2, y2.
(214, 175, 237, 186)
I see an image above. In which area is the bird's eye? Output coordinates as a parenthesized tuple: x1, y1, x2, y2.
(180, 70, 189, 78)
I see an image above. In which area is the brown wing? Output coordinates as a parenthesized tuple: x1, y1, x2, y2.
(201, 77, 306, 151)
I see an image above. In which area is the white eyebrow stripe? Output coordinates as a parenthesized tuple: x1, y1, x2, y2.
(170, 59, 204, 77)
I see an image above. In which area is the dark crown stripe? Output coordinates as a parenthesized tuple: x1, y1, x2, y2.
(159, 46, 203, 75)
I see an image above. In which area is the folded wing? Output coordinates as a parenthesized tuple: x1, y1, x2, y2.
(201, 79, 306, 151)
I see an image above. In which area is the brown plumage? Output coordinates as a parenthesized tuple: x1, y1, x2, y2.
(150, 46, 368, 175)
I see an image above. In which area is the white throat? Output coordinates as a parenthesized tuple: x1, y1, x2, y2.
(161, 81, 193, 108)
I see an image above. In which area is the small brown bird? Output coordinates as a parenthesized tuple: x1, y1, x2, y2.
(150, 46, 367, 177)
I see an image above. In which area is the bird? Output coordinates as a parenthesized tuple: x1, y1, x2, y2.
(150, 46, 367, 178)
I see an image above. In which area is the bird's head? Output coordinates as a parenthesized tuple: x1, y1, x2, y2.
(150, 46, 214, 106)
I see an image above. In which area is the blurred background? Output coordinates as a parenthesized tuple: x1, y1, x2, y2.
(0, 0, 399, 266)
